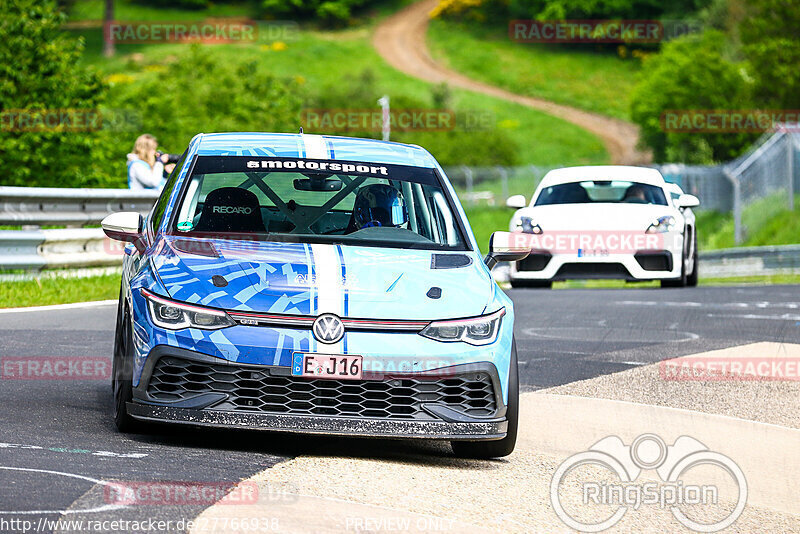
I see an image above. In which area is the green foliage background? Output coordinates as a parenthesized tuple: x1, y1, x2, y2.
(0, 0, 525, 187)
(0, 0, 107, 186)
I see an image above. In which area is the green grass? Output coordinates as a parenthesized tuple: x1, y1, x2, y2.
(67, 0, 413, 24)
(558, 275, 800, 287)
(427, 19, 641, 120)
(67, 0, 256, 22)
(0, 273, 120, 308)
(699, 274, 800, 285)
(463, 206, 512, 253)
(697, 194, 800, 250)
(69, 24, 608, 167)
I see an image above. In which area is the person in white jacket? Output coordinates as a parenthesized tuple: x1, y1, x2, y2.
(127, 134, 175, 190)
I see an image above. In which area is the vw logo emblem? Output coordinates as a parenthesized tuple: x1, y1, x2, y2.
(312, 313, 344, 344)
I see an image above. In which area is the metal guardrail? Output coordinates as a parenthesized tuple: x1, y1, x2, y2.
(698, 245, 800, 278)
(0, 228, 123, 270)
(0, 185, 799, 278)
(0, 186, 159, 226)
(0, 186, 155, 270)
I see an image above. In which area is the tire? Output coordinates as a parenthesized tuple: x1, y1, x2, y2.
(661, 234, 689, 288)
(112, 292, 145, 433)
(510, 278, 552, 289)
(686, 233, 699, 287)
(451, 340, 519, 459)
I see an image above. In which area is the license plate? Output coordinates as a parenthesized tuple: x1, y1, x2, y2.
(291, 353, 363, 380)
(577, 248, 610, 257)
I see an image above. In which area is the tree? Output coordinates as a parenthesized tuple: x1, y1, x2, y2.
(0, 0, 107, 187)
(103, 0, 114, 57)
(740, 0, 800, 108)
(630, 30, 754, 163)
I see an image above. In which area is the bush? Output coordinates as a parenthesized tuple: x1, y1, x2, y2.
(131, 0, 212, 9)
(0, 0, 107, 187)
(433, 0, 711, 21)
(103, 46, 305, 183)
(259, 0, 381, 25)
(740, 0, 800, 109)
(308, 69, 519, 166)
(630, 30, 754, 163)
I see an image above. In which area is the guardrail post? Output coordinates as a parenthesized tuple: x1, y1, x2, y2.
(789, 134, 795, 211)
(723, 168, 743, 244)
(499, 167, 509, 202)
(463, 166, 474, 206)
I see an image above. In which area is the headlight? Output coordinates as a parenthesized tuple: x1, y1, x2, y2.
(516, 216, 543, 234)
(646, 216, 676, 234)
(141, 289, 234, 330)
(419, 308, 505, 346)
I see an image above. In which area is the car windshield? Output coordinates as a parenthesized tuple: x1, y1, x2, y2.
(170, 156, 468, 250)
(534, 180, 668, 206)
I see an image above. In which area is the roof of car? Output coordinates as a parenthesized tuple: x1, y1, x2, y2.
(539, 166, 666, 187)
(192, 132, 438, 168)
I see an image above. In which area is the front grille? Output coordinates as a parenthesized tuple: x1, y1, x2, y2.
(555, 263, 631, 279)
(147, 357, 497, 420)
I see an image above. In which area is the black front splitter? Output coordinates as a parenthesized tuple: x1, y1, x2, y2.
(127, 403, 508, 441)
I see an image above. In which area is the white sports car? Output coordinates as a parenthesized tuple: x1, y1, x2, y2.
(505, 166, 700, 288)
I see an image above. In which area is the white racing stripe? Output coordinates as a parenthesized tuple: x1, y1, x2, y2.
(311, 243, 345, 353)
(302, 134, 328, 159)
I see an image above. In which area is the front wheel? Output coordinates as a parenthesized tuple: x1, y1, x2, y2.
(451, 340, 519, 459)
(661, 242, 688, 288)
(112, 296, 145, 433)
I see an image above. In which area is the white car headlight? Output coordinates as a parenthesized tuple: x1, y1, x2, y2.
(419, 308, 505, 346)
(516, 216, 543, 234)
(646, 216, 676, 234)
(141, 289, 235, 330)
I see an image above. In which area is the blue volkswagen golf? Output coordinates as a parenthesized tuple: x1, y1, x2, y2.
(102, 132, 528, 458)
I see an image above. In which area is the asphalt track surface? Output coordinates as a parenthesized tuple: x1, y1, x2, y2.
(1, 285, 799, 533)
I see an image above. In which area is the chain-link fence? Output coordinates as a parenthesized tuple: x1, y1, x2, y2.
(657, 128, 800, 243)
(444, 126, 800, 244)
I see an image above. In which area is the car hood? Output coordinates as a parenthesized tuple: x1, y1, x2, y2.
(150, 236, 491, 320)
(518, 203, 680, 231)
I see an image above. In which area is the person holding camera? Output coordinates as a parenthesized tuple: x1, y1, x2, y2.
(127, 134, 177, 190)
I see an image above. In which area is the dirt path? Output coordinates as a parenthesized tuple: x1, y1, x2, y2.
(372, 0, 652, 165)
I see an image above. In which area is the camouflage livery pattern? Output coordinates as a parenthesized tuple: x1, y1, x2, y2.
(121, 133, 514, 402)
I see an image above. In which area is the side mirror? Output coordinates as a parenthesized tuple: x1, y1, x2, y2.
(102, 212, 145, 252)
(677, 194, 700, 209)
(505, 194, 527, 209)
(484, 231, 531, 269)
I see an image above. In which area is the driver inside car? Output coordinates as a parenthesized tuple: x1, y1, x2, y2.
(350, 184, 409, 231)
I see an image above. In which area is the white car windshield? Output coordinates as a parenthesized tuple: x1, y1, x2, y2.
(534, 180, 668, 206)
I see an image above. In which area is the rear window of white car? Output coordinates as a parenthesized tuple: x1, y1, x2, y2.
(534, 180, 668, 206)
